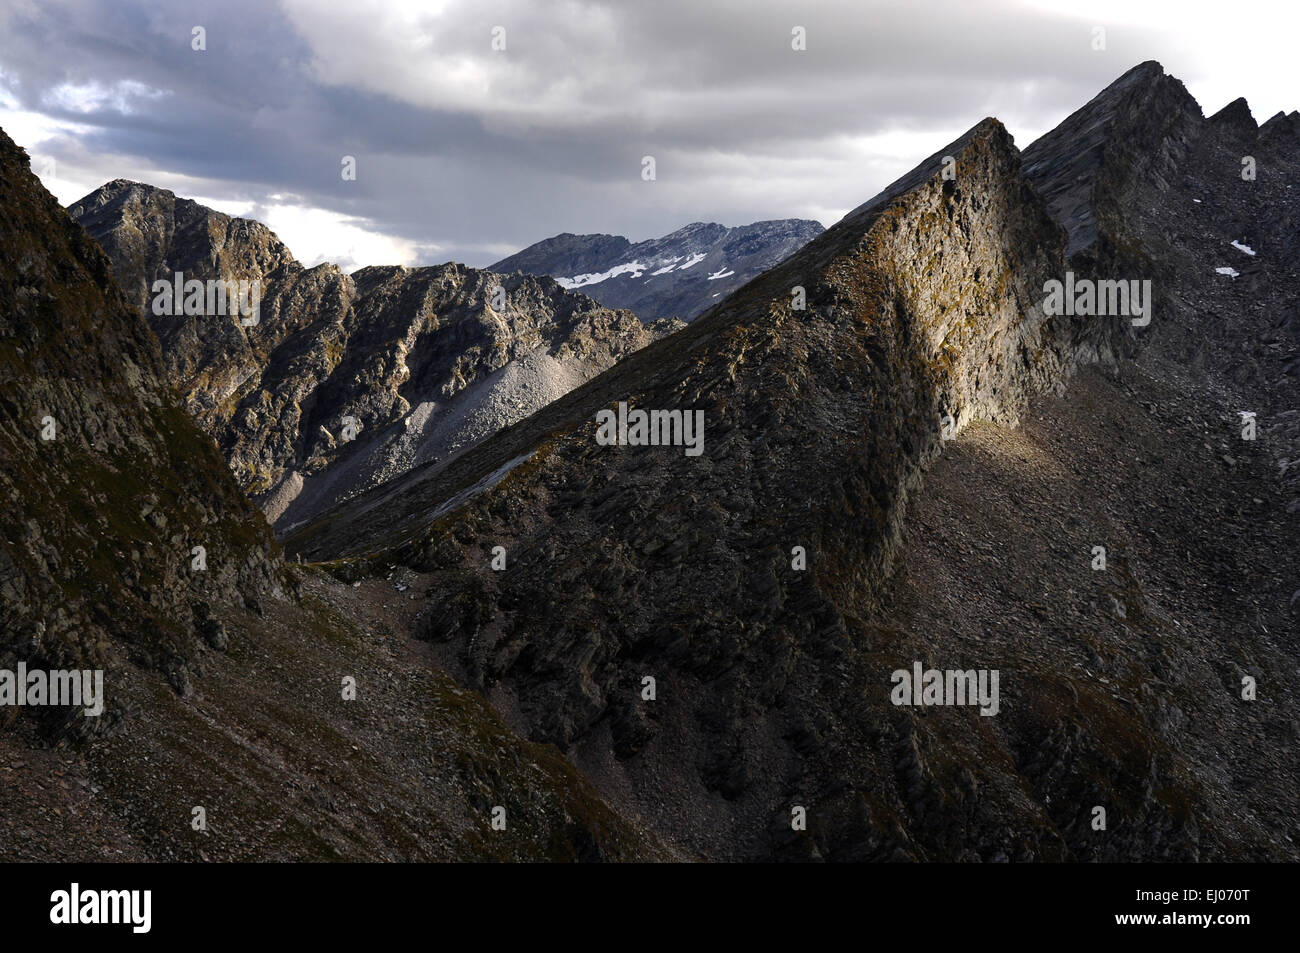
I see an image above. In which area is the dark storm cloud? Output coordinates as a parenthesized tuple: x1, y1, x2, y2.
(0, 0, 1208, 267)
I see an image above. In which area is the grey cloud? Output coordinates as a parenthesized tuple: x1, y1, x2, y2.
(0, 0, 1230, 267)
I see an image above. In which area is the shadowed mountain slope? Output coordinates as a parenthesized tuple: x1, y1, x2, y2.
(0, 130, 284, 728)
(284, 118, 1122, 860)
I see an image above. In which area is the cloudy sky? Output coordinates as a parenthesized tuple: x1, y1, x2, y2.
(1, 0, 1295, 271)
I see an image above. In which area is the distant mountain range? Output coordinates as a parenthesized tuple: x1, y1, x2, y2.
(490, 219, 824, 321)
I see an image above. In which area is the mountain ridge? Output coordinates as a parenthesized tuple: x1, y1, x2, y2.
(283, 62, 1300, 861)
(490, 217, 825, 321)
(68, 181, 683, 533)
(0, 129, 286, 728)
(1, 136, 675, 860)
(285, 115, 1107, 859)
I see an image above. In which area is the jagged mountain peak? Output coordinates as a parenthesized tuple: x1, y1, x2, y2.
(654, 221, 728, 242)
(69, 185, 680, 534)
(67, 178, 300, 320)
(1206, 97, 1259, 152)
(1109, 58, 1165, 84)
(1022, 62, 1203, 260)
(1258, 108, 1300, 149)
(842, 116, 1007, 226)
(1260, 108, 1298, 124)
(1209, 96, 1256, 127)
(70, 177, 274, 240)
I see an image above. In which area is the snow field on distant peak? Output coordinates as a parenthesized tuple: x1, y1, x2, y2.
(557, 261, 647, 289)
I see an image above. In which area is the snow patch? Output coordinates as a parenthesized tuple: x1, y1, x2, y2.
(1215, 267, 1241, 278)
(1193, 198, 1202, 203)
(676, 252, 707, 271)
(429, 452, 536, 522)
(557, 261, 647, 289)
(650, 256, 683, 276)
(1230, 240, 1256, 256)
(707, 268, 735, 281)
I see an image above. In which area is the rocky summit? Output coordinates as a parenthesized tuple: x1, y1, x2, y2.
(489, 218, 825, 321)
(68, 182, 681, 532)
(1, 59, 1296, 864)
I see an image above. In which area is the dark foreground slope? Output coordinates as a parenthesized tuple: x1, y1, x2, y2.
(69, 182, 680, 533)
(288, 64, 1298, 861)
(0, 129, 671, 861)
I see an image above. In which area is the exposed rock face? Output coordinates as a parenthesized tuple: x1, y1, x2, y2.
(1207, 97, 1258, 144)
(66, 178, 298, 342)
(0, 131, 284, 732)
(889, 58, 1300, 856)
(1030, 63, 1300, 510)
(293, 118, 1105, 567)
(69, 182, 680, 532)
(490, 219, 825, 321)
(879, 62, 1299, 860)
(287, 64, 1299, 862)
(1022, 62, 1203, 264)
